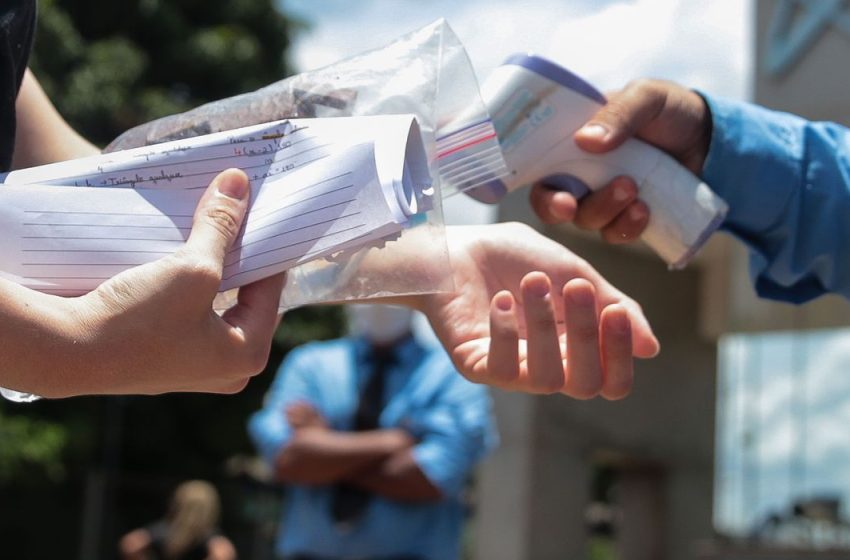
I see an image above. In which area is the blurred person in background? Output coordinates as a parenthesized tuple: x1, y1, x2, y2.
(119, 480, 236, 560)
(248, 304, 497, 560)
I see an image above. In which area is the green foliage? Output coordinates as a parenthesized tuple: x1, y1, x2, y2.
(29, 0, 292, 145)
(588, 536, 619, 560)
(0, 406, 68, 483)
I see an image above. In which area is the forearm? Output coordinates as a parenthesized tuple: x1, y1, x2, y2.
(0, 279, 84, 397)
(12, 69, 100, 169)
(274, 429, 410, 485)
(344, 448, 443, 502)
(701, 94, 850, 303)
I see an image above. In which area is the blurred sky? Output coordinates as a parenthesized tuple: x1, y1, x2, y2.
(273, 0, 850, 539)
(281, 0, 753, 98)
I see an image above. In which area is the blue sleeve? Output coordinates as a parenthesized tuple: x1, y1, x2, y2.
(701, 94, 850, 303)
(409, 370, 498, 497)
(247, 346, 318, 465)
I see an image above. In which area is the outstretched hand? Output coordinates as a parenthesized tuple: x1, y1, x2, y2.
(530, 79, 712, 243)
(418, 223, 659, 399)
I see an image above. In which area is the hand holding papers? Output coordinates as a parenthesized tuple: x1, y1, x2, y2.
(0, 169, 287, 399)
(0, 115, 432, 296)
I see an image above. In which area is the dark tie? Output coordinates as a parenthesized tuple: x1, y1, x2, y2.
(331, 346, 395, 527)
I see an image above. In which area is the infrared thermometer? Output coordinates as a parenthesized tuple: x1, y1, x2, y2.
(468, 54, 727, 268)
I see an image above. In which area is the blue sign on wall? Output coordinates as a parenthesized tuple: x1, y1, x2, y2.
(765, 0, 850, 77)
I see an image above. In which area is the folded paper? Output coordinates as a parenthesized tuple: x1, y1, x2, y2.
(0, 115, 432, 296)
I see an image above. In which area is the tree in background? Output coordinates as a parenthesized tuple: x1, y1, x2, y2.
(31, 0, 293, 145)
(0, 409, 67, 484)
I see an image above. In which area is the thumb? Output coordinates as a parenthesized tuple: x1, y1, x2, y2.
(574, 79, 667, 153)
(184, 168, 250, 267)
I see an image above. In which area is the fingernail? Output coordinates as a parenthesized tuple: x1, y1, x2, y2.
(613, 183, 634, 202)
(609, 312, 630, 334)
(552, 191, 572, 205)
(567, 286, 594, 306)
(495, 292, 514, 311)
(629, 204, 647, 221)
(579, 123, 609, 141)
(527, 278, 550, 298)
(552, 192, 575, 219)
(216, 170, 249, 200)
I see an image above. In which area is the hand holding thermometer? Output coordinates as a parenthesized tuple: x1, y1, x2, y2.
(466, 54, 727, 269)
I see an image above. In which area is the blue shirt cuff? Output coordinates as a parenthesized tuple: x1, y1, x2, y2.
(247, 412, 291, 466)
(700, 93, 804, 239)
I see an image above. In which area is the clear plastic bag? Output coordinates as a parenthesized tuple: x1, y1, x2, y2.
(0, 387, 39, 403)
(108, 18, 506, 310)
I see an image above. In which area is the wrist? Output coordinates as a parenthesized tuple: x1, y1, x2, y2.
(48, 297, 111, 397)
(676, 88, 712, 174)
(0, 285, 97, 398)
(54, 289, 146, 397)
(691, 90, 713, 173)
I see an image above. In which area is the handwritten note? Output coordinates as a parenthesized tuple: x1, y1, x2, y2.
(0, 115, 432, 295)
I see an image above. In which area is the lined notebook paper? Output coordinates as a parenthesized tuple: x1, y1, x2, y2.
(0, 115, 432, 295)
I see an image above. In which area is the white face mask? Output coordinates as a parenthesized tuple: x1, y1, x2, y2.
(347, 304, 413, 345)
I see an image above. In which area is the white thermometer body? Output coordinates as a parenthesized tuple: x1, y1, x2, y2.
(468, 54, 727, 268)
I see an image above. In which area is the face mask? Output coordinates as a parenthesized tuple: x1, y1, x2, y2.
(347, 304, 413, 345)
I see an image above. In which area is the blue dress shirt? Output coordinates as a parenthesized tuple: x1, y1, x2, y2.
(248, 335, 497, 560)
(701, 94, 850, 303)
